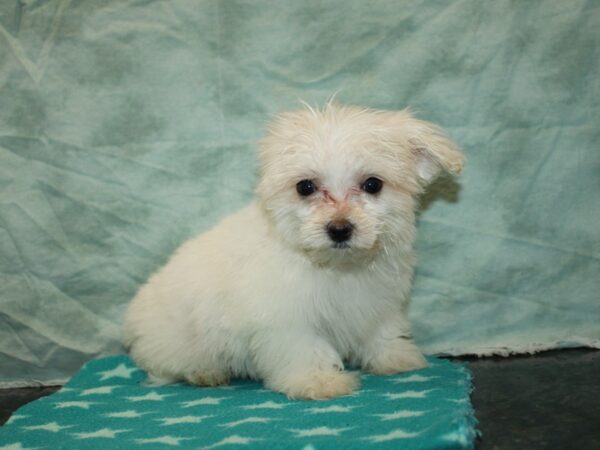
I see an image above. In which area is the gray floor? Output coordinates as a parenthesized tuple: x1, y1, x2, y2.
(1, 348, 599, 449)
(461, 348, 600, 450)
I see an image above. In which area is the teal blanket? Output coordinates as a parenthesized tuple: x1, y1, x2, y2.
(1, 0, 599, 385)
(0, 355, 477, 449)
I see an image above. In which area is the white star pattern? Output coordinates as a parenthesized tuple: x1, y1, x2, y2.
(6, 415, 28, 424)
(158, 415, 212, 426)
(105, 410, 151, 418)
(288, 426, 353, 437)
(180, 397, 229, 407)
(242, 401, 286, 410)
(56, 387, 74, 394)
(348, 388, 373, 397)
(72, 428, 129, 439)
(0, 443, 38, 450)
(375, 410, 427, 421)
(0, 355, 475, 449)
(135, 436, 191, 446)
(80, 385, 119, 396)
(363, 429, 420, 442)
(442, 431, 470, 446)
(54, 401, 96, 409)
(391, 374, 437, 383)
(220, 417, 274, 428)
(98, 363, 138, 381)
(204, 435, 261, 449)
(383, 389, 434, 400)
(126, 391, 173, 402)
(22, 422, 73, 432)
(306, 405, 353, 414)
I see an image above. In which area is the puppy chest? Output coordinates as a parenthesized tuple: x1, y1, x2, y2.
(309, 281, 392, 348)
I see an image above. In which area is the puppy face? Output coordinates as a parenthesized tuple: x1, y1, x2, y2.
(257, 104, 463, 265)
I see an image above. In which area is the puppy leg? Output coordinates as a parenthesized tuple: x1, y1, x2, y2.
(251, 329, 359, 400)
(361, 315, 428, 375)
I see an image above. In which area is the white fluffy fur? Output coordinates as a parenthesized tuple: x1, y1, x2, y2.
(123, 103, 463, 400)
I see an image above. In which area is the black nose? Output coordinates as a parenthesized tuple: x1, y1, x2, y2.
(326, 220, 353, 243)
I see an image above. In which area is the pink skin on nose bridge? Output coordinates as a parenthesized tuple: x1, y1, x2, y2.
(321, 187, 361, 204)
(322, 190, 337, 204)
(318, 187, 359, 220)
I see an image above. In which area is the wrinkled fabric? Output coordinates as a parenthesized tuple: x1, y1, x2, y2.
(0, 0, 598, 385)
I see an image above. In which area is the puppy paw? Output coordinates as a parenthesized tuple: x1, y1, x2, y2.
(186, 369, 230, 387)
(365, 342, 428, 375)
(276, 370, 360, 400)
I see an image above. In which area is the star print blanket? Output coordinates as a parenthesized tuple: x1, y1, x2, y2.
(0, 356, 477, 449)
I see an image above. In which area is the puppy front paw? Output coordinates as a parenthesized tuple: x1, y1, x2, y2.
(273, 369, 360, 400)
(185, 369, 230, 387)
(365, 340, 428, 375)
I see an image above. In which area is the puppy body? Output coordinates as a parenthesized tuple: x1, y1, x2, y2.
(123, 104, 463, 399)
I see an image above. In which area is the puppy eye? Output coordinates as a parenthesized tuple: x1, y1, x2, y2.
(296, 179, 316, 196)
(362, 177, 383, 194)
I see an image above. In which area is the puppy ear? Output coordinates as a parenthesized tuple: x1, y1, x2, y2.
(393, 110, 464, 185)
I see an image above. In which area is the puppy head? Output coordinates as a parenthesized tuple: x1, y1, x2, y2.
(257, 103, 463, 266)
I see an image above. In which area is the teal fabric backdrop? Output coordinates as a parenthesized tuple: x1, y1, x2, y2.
(0, 0, 598, 385)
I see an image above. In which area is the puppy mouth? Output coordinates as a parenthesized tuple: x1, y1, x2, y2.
(332, 242, 351, 250)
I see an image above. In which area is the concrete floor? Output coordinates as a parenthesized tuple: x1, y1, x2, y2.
(1, 348, 599, 449)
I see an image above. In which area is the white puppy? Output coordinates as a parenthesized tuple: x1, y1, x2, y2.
(123, 103, 463, 400)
